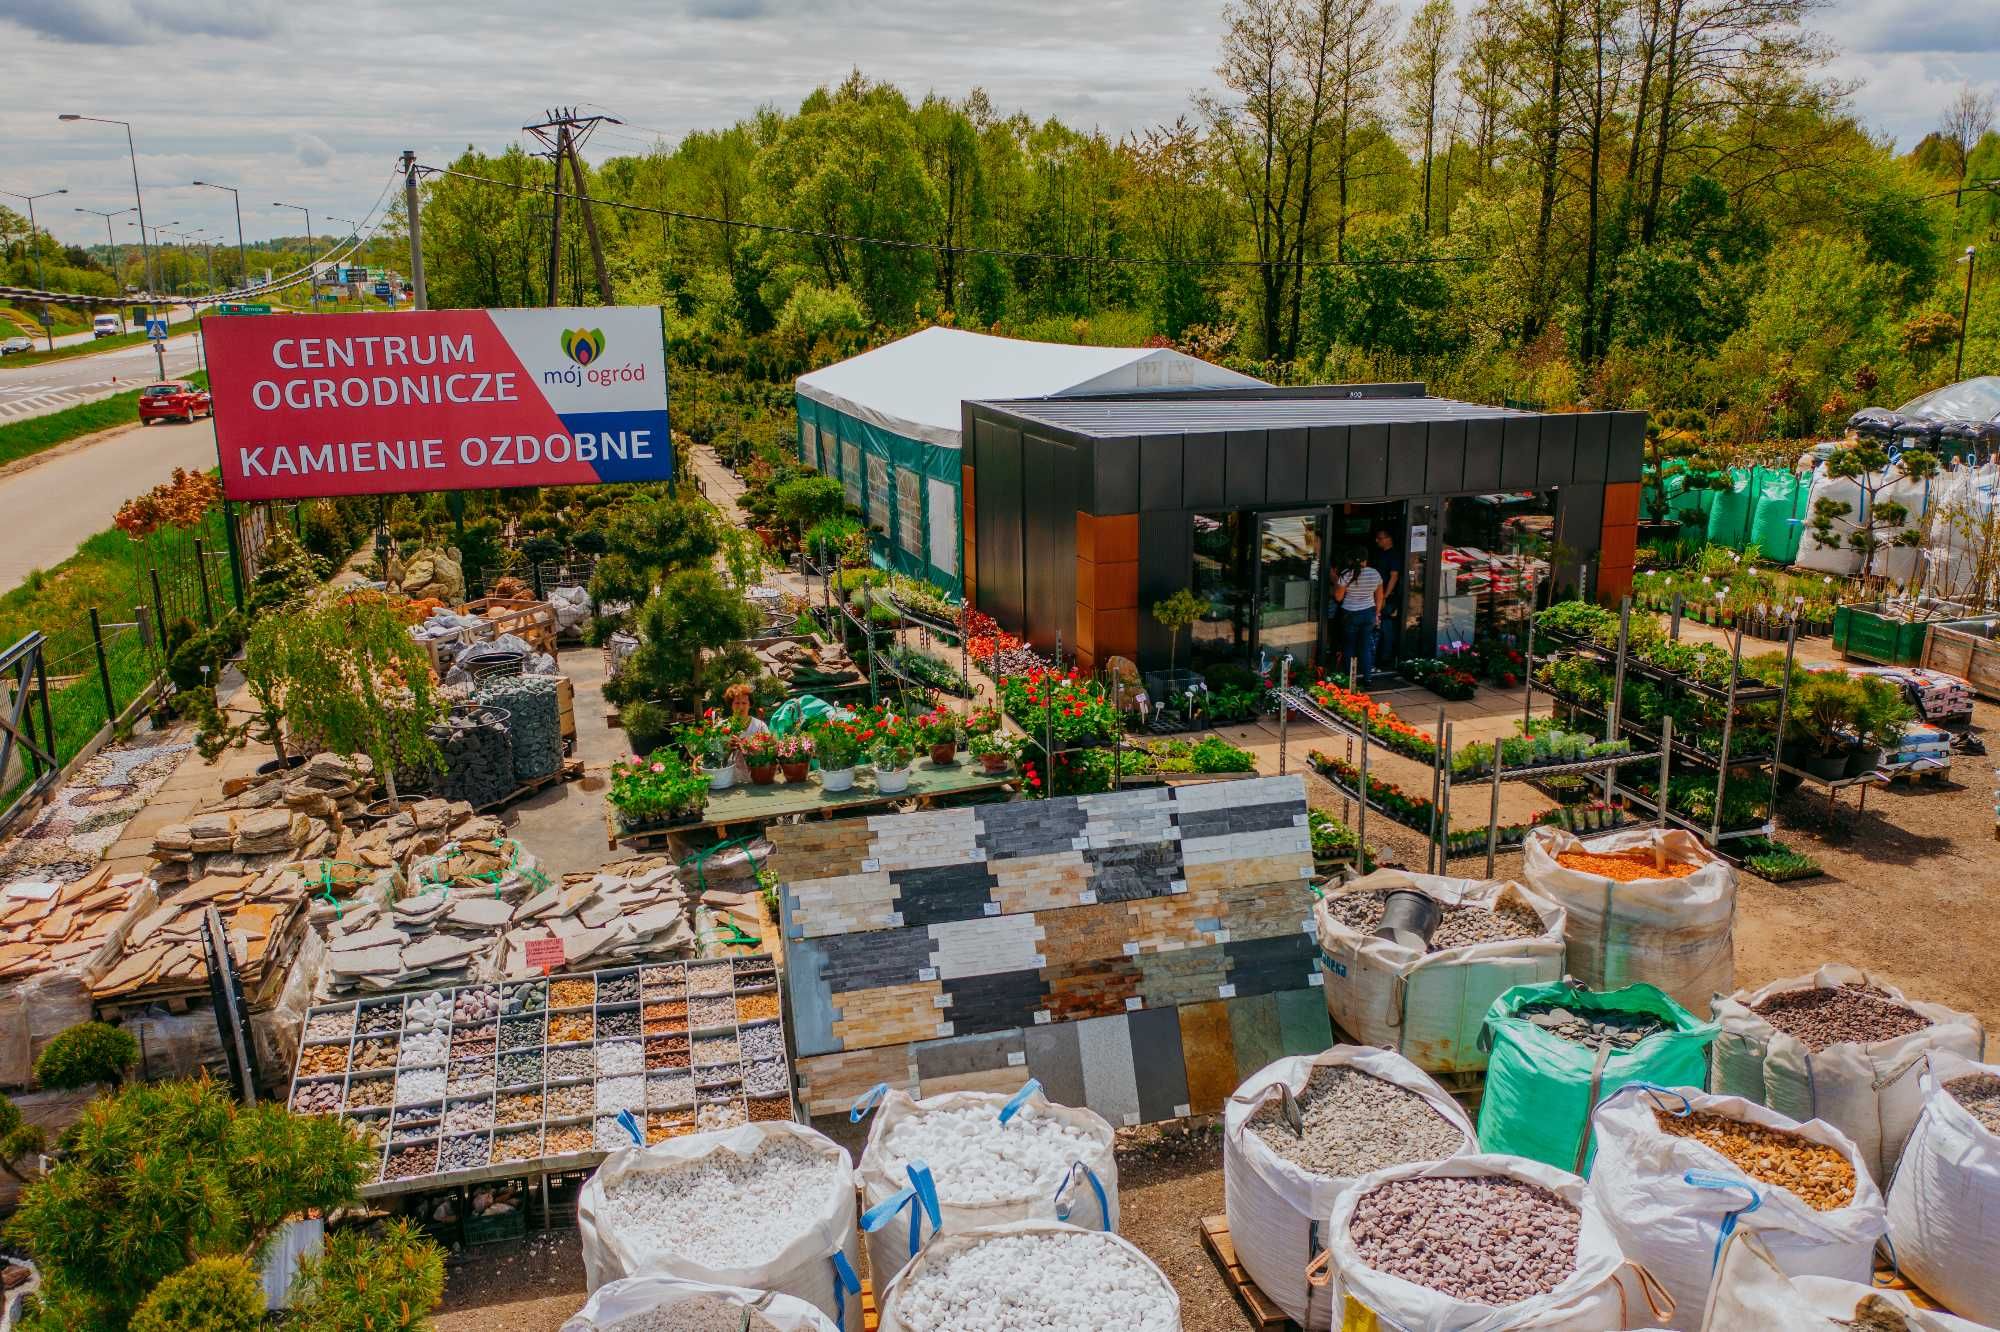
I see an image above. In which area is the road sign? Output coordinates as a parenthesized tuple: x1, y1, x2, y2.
(145, 318, 168, 340)
(373, 282, 392, 298)
(217, 303, 271, 315)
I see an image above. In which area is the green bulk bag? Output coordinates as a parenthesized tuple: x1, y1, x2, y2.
(1705, 468, 1755, 549)
(1474, 981, 1718, 1171)
(767, 695, 845, 736)
(1749, 469, 1806, 564)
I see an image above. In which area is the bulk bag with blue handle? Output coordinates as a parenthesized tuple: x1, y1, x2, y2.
(560, 1274, 840, 1332)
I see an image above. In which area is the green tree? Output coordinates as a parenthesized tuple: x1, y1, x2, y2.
(1810, 441, 1941, 587)
(129, 1257, 263, 1332)
(588, 496, 722, 614)
(604, 568, 763, 748)
(33, 1021, 138, 1091)
(0, 1094, 46, 1186)
(288, 1220, 444, 1332)
(1152, 587, 1206, 682)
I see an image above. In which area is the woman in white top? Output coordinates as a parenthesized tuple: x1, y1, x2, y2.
(1332, 551, 1385, 682)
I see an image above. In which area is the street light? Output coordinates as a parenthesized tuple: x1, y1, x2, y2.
(272, 201, 317, 311)
(74, 205, 133, 309)
(1958, 246, 1978, 381)
(58, 114, 154, 298)
(191, 179, 248, 294)
(0, 185, 67, 291)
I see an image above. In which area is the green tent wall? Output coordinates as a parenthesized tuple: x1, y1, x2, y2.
(795, 393, 963, 598)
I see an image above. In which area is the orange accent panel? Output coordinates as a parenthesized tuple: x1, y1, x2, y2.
(1599, 565, 1635, 604)
(1074, 606, 1098, 658)
(1603, 481, 1640, 528)
(1091, 561, 1138, 612)
(1075, 557, 1099, 612)
(1096, 514, 1139, 564)
(1093, 608, 1139, 662)
(1600, 523, 1638, 569)
(1075, 512, 1099, 565)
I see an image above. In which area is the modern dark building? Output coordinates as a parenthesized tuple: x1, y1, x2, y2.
(963, 385, 1645, 676)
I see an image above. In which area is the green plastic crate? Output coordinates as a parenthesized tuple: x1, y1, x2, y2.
(1832, 605, 1931, 666)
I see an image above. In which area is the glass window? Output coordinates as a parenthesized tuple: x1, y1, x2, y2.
(840, 439, 862, 508)
(800, 420, 817, 466)
(1190, 513, 1252, 670)
(866, 456, 891, 534)
(896, 469, 923, 556)
(1257, 512, 1323, 673)
(1440, 491, 1556, 646)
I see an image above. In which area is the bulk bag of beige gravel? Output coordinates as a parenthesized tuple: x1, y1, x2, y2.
(1223, 1046, 1475, 1330)
(876, 1219, 1180, 1332)
(1325, 1154, 1667, 1331)
(1314, 869, 1567, 1073)
(1710, 965, 1986, 1183)
(1885, 1051, 2000, 1325)
(853, 1082, 1118, 1293)
(1701, 1230, 1987, 1331)
(577, 1122, 860, 1329)
(561, 1275, 838, 1331)
(1584, 1084, 1885, 1331)
(1521, 827, 1735, 1013)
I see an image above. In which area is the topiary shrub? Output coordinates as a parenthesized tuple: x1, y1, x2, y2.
(33, 1021, 138, 1091)
(128, 1256, 263, 1332)
(288, 1219, 444, 1332)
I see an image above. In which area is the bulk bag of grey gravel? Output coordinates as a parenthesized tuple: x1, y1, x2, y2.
(1315, 870, 1567, 1074)
(476, 674, 562, 782)
(1711, 964, 1985, 1185)
(560, 1274, 837, 1331)
(576, 1122, 860, 1329)
(1223, 1046, 1475, 1330)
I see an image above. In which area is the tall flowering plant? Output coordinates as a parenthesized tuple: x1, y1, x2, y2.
(609, 753, 709, 823)
(1000, 668, 1120, 747)
(1308, 680, 1439, 762)
(809, 718, 865, 769)
(677, 711, 746, 769)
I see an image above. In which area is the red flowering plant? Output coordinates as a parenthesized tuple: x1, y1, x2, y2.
(1307, 680, 1440, 762)
(608, 753, 709, 823)
(676, 710, 746, 770)
(1000, 668, 1120, 747)
(738, 730, 779, 767)
(809, 718, 865, 769)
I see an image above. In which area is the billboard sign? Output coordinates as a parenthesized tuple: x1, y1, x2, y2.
(205, 306, 670, 500)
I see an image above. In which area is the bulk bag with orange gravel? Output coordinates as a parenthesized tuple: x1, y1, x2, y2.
(1884, 1051, 2000, 1325)
(1314, 869, 1567, 1074)
(1521, 827, 1735, 1014)
(1710, 965, 1986, 1184)
(1584, 1084, 1885, 1331)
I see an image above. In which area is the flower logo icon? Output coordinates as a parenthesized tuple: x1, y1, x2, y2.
(561, 327, 606, 366)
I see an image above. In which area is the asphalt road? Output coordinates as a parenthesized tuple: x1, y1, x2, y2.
(0, 331, 204, 422)
(0, 416, 218, 596)
(17, 303, 196, 352)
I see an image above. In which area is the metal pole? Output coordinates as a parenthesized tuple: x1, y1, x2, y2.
(89, 609, 116, 723)
(123, 121, 155, 297)
(1356, 726, 1369, 859)
(1958, 247, 1977, 381)
(1276, 658, 1290, 776)
(1605, 598, 1632, 804)
(1711, 627, 1745, 845)
(1440, 720, 1455, 868)
(221, 501, 246, 611)
(150, 568, 168, 647)
(194, 539, 215, 626)
(403, 150, 428, 309)
(1770, 619, 1799, 816)
(1656, 717, 1674, 830)
(1427, 705, 1446, 873)
(1485, 737, 1504, 879)
(1521, 621, 1537, 732)
(1670, 590, 1684, 641)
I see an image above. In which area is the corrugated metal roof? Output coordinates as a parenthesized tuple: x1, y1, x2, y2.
(976, 393, 1532, 435)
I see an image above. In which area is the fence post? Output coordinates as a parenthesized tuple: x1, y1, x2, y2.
(150, 569, 169, 649)
(194, 540, 216, 626)
(89, 609, 116, 724)
(222, 500, 247, 612)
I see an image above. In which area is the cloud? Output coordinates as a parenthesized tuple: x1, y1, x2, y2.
(3, 0, 282, 44)
(689, 0, 770, 18)
(294, 133, 335, 168)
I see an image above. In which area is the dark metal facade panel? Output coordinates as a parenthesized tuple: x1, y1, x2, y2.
(1500, 416, 1541, 489)
(1558, 484, 1605, 570)
(1093, 436, 1140, 515)
(1608, 412, 1646, 482)
(1182, 433, 1227, 509)
(1537, 414, 1577, 487)
(1462, 417, 1503, 492)
(1022, 432, 1079, 651)
(1426, 420, 1467, 494)
(973, 414, 1027, 631)
(1225, 431, 1268, 507)
(1572, 414, 1609, 483)
(1386, 422, 1427, 496)
(1347, 424, 1389, 498)
(1140, 434, 1184, 511)
(1136, 511, 1191, 662)
(1306, 425, 1349, 501)
(1266, 428, 1307, 500)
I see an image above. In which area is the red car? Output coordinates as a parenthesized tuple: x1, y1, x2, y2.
(138, 380, 213, 424)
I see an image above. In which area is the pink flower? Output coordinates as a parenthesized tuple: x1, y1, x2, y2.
(651, 762, 665, 773)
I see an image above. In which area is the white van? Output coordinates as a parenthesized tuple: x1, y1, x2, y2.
(92, 314, 122, 339)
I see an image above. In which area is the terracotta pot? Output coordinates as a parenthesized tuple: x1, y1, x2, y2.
(979, 753, 1011, 774)
(780, 761, 810, 782)
(929, 742, 957, 765)
(748, 763, 777, 785)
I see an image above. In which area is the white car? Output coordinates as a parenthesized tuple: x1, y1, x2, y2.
(0, 336, 32, 355)
(93, 314, 122, 338)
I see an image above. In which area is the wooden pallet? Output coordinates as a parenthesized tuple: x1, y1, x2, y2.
(1200, 1214, 1296, 1331)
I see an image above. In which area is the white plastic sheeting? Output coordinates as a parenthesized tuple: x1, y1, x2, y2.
(1701, 1230, 1987, 1331)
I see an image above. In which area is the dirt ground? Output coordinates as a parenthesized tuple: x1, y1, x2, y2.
(436, 694, 2000, 1332)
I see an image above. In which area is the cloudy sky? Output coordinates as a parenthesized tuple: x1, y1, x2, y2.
(1, 0, 1995, 254)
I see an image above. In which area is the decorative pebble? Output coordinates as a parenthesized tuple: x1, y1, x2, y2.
(686, 963, 733, 996)
(1248, 1066, 1464, 1178)
(501, 1016, 546, 1049)
(747, 1096, 791, 1123)
(598, 1008, 641, 1039)
(394, 1102, 441, 1128)
(1326, 890, 1543, 951)
(503, 981, 546, 1015)
(697, 1075, 743, 1099)
(444, 1098, 494, 1134)
(291, 1082, 341, 1115)
(598, 1041, 643, 1076)
(743, 1060, 789, 1098)
(343, 1075, 394, 1111)
(647, 1112, 697, 1144)
(400, 1030, 450, 1065)
(880, 1103, 1104, 1203)
(346, 1114, 388, 1152)
(1517, 1003, 1666, 1049)
(738, 1024, 783, 1063)
(1754, 984, 1932, 1053)
(298, 1043, 348, 1076)
(497, 1091, 542, 1126)
(384, 1144, 438, 1181)
(548, 1083, 595, 1118)
(647, 1072, 694, 1106)
(693, 1035, 739, 1066)
(597, 971, 639, 1004)
(350, 1037, 399, 1073)
(357, 1002, 403, 1035)
(642, 963, 685, 989)
(546, 1124, 594, 1154)
(498, 1051, 542, 1086)
(395, 1066, 446, 1106)
(1947, 1073, 2000, 1135)
(440, 1134, 489, 1171)
(597, 1115, 643, 1150)
(493, 1129, 542, 1163)
(404, 992, 452, 1033)
(689, 996, 737, 1028)
(550, 978, 595, 1009)
(306, 1009, 354, 1041)
(452, 1025, 498, 1058)
(550, 1013, 594, 1044)
(887, 1230, 1176, 1332)
(736, 992, 780, 1022)
(392, 1126, 438, 1147)
(644, 1000, 688, 1024)
(593, 1136, 846, 1270)
(598, 1075, 645, 1112)
(1348, 1175, 1580, 1306)
(549, 1047, 594, 1079)
(447, 1060, 494, 1095)
(696, 1102, 746, 1131)
(1653, 1107, 1855, 1210)
(454, 986, 501, 1025)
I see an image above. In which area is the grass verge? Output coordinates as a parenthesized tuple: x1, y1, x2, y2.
(0, 370, 208, 470)
(0, 319, 201, 368)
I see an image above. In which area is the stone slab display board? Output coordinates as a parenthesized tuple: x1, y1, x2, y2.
(772, 776, 1331, 1125)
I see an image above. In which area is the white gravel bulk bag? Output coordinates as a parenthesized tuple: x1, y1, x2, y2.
(1325, 1154, 1665, 1331)
(1584, 1084, 1885, 1331)
(1223, 1046, 1475, 1330)
(1702, 1230, 1988, 1331)
(876, 1219, 1180, 1332)
(1710, 964, 1987, 1184)
(855, 1081, 1117, 1292)
(561, 1274, 838, 1331)
(1521, 827, 1736, 1015)
(1794, 466, 1866, 576)
(1315, 870, 1567, 1073)
(1868, 466, 1936, 588)
(1885, 1051, 2000, 1325)
(577, 1122, 861, 1330)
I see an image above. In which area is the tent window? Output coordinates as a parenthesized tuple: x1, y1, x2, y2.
(801, 421, 818, 468)
(927, 477, 958, 577)
(896, 470, 923, 557)
(866, 457, 891, 534)
(841, 440, 862, 508)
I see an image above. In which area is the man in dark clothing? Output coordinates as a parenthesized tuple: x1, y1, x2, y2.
(1371, 528, 1404, 667)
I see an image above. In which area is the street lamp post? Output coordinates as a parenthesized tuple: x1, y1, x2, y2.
(125, 220, 178, 302)
(0, 185, 67, 292)
(1958, 246, 1978, 382)
(273, 201, 316, 310)
(191, 179, 247, 294)
(58, 114, 154, 299)
(74, 205, 133, 322)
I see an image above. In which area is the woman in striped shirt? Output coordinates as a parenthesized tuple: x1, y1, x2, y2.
(1333, 550, 1385, 682)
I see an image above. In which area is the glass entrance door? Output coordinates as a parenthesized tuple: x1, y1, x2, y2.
(1254, 511, 1323, 674)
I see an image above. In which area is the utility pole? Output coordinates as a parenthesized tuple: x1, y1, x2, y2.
(274, 201, 317, 311)
(1958, 246, 1978, 381)
(523, 107, 618, 304)
(401, 150, 428, 310)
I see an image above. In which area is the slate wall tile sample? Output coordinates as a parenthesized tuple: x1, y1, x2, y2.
(774, 776, 1331, 1122)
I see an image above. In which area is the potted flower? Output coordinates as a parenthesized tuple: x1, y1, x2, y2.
(1783, 671, 1866, 780)
(608, 754, 708, 830)
(921, 710, 962, 765)
(969, 730, 1016, 774)
(965, 707, 1002, 738)
(871, 735, 914, 794)
(680, 711, 745, 791)
(776, 732, 814, 782)
(739, 730, 779, 785)
(810, 720, 862, 793)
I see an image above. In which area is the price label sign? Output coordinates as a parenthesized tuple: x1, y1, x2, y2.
(524, 936, 565, 975)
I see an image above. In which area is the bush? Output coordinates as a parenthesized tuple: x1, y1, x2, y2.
(128, 1257, 262, 1332)
(33, 1021, 137, 1090)
(288, 1219, 445, 1332)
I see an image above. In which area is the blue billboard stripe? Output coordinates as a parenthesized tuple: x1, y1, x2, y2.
(554, 409, 675, 483)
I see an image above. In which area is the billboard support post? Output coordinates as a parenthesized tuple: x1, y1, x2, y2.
(403, 149, 428, 311)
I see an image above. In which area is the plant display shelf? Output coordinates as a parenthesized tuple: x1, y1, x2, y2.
(1544, 694, 1773, 772)
(606, 761, 1016, 848)
(1774, 761, 1889, 824)
(1442, 722, 1668, 879)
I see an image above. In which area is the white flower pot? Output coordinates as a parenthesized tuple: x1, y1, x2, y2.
(875, 766, 911, 795)
(708, 764, 736, 791)
(819, 766, 856, 793)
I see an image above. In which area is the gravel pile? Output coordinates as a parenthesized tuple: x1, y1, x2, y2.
(879, 1104, 1104, 1203)
(395, 1066, 446, 1105)
(291, 1082, 340, 1114)
(306, 1010, 353, 1041)
(404, 991, 452, 1032)
(601, 1299, 782, 1332)
(441, 1135, 489, 1171)
(594, 1137, 848, 1269)
(739, 1025, 783, 1062)
(887, 1230, 1176, 1332)
(599, 1076, 646, 1112)
(401, 1030, 449, 1065)
(1247, 1066, 1464, 1176)
(1945, 1073, 2000, 1135)
(599, 1041, 644, 1075)
(1348, 1175, 1580, 1306)
(1753, 985, 1933, 1053)
(1653, 1108, 1856, 1210)
(1324, 890, 1543, 951)
(1517, 1003, 1666, 1049)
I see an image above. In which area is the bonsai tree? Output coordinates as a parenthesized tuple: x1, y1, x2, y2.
(1808, 440, 1940, 589)
(1783, 671, 1867, 762)
(129, 1257, 263, 1332)
(0, 1094, 46, 1186)
(33, 1021, 138, 1090)
(605, 568, 762, 743)
(587, 496, 723, 620)
(287, 1219, 444, 1332)
(1151, 587, 1205, 684)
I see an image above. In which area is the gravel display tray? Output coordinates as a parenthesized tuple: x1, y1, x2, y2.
(291, 956, 793, 1194)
